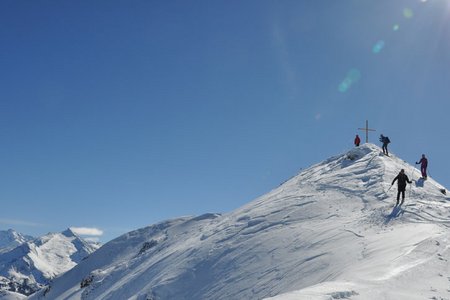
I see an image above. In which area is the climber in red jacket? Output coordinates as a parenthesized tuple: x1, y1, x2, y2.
(354, 135, 361, 147)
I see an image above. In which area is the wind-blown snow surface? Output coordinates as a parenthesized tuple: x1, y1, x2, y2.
(30, 144, 450, 300)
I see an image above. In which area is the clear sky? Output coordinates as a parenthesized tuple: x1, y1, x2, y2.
(1, 0, 449, 242)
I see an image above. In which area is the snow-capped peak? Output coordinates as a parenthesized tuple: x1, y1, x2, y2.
(0, 230, 33, 254)
(61, 228, 77, 238)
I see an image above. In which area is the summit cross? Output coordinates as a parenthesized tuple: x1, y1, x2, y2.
(358, 120, 376, 143)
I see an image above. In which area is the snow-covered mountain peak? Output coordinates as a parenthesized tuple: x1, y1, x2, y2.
(30, 144, 450, 300)
(61, 228, 77, 238)
(281, 143, 444, 201)
(0, 230, 33, 253)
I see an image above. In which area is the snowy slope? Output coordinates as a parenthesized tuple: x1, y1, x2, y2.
(265, 146, 450, 300)
(0, 229, 98, 297)
(30, 144, 450, 300)
(0, 291, 25, 300)
(0, 230, 33, 254)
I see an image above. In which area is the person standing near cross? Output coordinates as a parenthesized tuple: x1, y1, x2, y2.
(379, 134, 390, 156)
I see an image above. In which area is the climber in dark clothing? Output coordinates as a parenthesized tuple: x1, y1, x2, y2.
(379, 134, 390, 156)
(391, 169, 412, 205)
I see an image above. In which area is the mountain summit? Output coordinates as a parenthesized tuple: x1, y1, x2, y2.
(0, 230, 33, 254)
(30, 144, 450, 300)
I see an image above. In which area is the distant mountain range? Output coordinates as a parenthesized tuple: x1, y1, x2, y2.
(0, 228, 99, 297)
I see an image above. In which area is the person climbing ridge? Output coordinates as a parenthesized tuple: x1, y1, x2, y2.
(379, 134, 390, 156)
(354, 134, 361, 147)
(391, 169, 412, 206)
(416, 154, 428, 179)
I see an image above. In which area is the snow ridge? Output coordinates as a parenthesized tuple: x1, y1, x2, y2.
(30, 144, 450, 300)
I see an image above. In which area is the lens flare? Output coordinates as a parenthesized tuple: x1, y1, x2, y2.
(393, 24, 400, 31)
(348, 69, 361, 81)
(372, 40, 385, 54)
(403, 8, 414, 18)
(338, 69, 361, 93)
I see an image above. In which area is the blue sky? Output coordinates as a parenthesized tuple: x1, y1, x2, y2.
(1, 0, 449, 242)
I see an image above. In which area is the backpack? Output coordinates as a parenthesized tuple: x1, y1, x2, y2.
(385, 137, 390, 144)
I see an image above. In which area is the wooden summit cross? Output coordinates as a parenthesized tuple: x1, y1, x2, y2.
(358, 120, 376, 143)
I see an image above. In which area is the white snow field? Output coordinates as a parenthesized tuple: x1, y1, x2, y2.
(30, 144, 450, 300)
